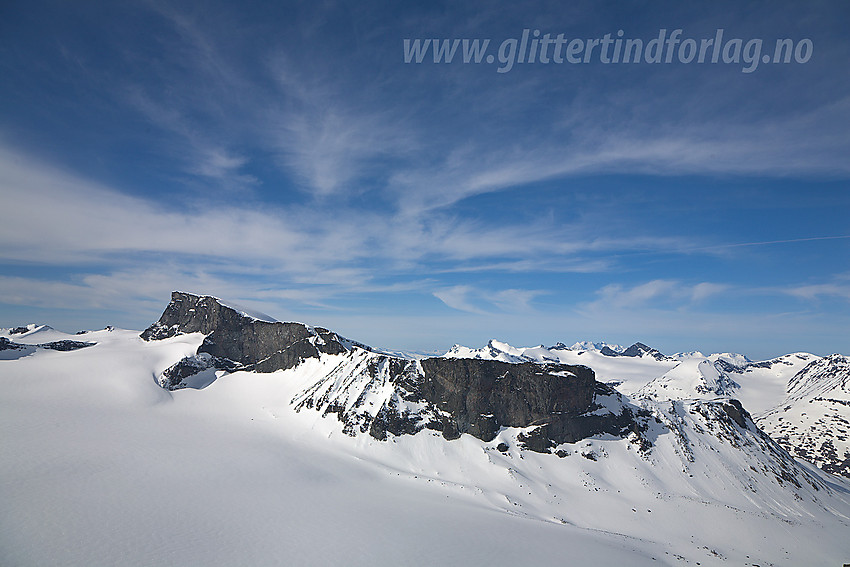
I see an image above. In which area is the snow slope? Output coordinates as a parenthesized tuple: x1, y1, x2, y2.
(719, 353, 819, 415)
(2, 328, 850, 566)
(0, 331, 662, 566)
(637, 358, 739, 401)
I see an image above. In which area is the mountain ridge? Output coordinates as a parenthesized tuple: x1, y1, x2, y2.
(144, 292, 652, 451)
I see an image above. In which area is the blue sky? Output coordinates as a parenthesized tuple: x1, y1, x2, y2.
(1, 0, 848, 359)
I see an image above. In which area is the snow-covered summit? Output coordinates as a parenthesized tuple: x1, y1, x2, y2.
(445, 339, 671, 362)
(565, 340, 625, 353)
(443, 339, 528, 363)
(636, 358, 740, 401)
(0, 324, 75, 344)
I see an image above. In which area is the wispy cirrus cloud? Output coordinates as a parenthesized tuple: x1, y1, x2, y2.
(584, 279, 731, 311)
(390, 107, 850, 214)
(268, 66, 420, 197)
(780, 279, 850, 302)
(433, 285, 545, 314)
(121, 4, 850, 212)
(0, 143, 620, 310)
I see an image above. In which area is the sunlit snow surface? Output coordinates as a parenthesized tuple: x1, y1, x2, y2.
(2, 330, 850, 566)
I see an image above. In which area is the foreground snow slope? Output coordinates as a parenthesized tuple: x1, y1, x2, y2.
(2, 326, 850, 566)
(0, 331, 661, 566)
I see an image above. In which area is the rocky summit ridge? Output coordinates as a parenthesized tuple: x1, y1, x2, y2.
(142, 292, 654, 451)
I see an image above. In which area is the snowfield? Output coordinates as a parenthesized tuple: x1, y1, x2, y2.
(2, 327, 850, 566)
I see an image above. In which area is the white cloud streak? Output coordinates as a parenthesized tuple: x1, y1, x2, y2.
(586, 279, 730, 311)
(433, 285, 545, 314)
(134, 5, 850, 211)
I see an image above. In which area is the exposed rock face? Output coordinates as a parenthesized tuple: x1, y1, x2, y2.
(291, 349, 650, 451)
(0, 337, 26, 351)
(417, 358, 595, 441)
(0, 337, 93, 352)
(159, 353, 237, 390)
(143, 292, 651, 451)
(655, 398, 826, 492)
(39, 340, 95, 352)
(1, 337, 93, 361)
(594, 341, 669, 360)
(599, 346, 621, 357)
(142, 291, 354, 373)
(620, 342, 668, 360)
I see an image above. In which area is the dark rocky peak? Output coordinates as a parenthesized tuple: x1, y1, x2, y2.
(142, 291, 359, 373)
(714, 358, 748, 374)
(0, 337, 93, 360)
(0, 337, 35, 360)
(141, 291, 274, 340)
(7, 324, 52, 336)
(39, 340, 95, 352)
(599, 345, 621, 357)
(621, 342, 667, 360)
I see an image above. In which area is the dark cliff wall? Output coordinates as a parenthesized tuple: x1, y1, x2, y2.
(418, 358, 596, 441)
(140, 292, 232, 339)
(141, 291, 349, 372)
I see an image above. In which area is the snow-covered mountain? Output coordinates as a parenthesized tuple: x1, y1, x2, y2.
(637, 357, 740, 400)
(758, 354, 850, 477)
(1, 292, 849, 566)
(1, 324, 96, 360)
(565, 340, 625, 352)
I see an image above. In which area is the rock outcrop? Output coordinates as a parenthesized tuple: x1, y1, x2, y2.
(39, 340, 95, 352)
(0, 337, 29, 352)
(620, 342, 669, 360)
(0, 337, 93, 353)
(142, 291, 357, 373)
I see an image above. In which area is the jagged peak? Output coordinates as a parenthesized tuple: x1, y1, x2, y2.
(566, 340, 625, 353)
(142, 291, 340, 341)
(168, 291, 279, 323)
(620, 342, 670, 360)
